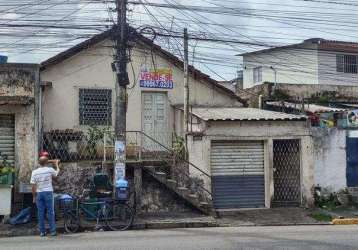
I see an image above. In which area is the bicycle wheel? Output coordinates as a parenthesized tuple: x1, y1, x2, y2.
(63, 212, 80, 233)
(105, 203, 134, 231)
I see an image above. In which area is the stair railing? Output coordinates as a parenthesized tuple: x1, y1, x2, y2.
(125, 131, 212, 201)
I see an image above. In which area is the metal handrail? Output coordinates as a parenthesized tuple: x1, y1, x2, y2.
(126, 130, 211, 178)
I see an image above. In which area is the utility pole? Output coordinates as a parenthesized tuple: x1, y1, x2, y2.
(113, 0, 129, 183)
(183, 28, 189, 155)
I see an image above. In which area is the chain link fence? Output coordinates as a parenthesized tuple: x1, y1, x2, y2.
(42, 127, 114, 162)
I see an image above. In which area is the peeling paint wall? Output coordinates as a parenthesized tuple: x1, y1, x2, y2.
(141, 173, 191, 213)
(54, 163, 193, 213)
(0, 64, 39, 184)
(312, 128, 347, 192)
(0, 65, 35, 97)
(238, 82, 358, 106)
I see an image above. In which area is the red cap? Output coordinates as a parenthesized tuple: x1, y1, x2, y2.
(39, 151, 49, 158)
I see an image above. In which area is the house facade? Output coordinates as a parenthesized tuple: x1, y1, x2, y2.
(37, 29, 316, 211)
(242, 38, 358, 89)
(40, 30, 242, 147)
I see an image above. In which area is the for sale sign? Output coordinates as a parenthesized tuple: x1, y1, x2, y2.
(140, 68, 174, 89)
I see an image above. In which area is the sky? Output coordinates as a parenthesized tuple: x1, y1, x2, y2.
(1, 0, 358, 80)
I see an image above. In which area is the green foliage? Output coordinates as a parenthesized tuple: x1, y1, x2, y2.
(309, 91, 337, 104)
(311, 212, 332, 222)
(314, 190, 340, 210)
(0, 154, 14, 175)
(86, 125, 105, 155)
(173, 134, 186, 159)
(271, 89, 291, 101)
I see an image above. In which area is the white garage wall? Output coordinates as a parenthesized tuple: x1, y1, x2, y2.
(312, 128, 346, 192)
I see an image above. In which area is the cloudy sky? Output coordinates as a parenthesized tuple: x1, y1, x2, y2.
(1, 0, 358, 80)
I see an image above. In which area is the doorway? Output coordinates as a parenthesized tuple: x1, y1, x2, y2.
(142, 92, 170, 150)
(272, 139, 301, 207)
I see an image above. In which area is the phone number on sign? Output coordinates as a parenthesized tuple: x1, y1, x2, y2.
(140, 80, 174, 89)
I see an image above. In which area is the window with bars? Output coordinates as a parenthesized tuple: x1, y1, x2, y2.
(253, 66, 262, 83)
(79, 88, 112, 125)
(336, 54, 358, 74)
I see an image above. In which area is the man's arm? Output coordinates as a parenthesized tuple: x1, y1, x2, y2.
(48, 159, 60, 176)
(31, 184, 36, 203)
(30, 171, 36, 203)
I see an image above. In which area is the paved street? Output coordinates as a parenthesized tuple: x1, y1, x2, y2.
(1, 225, 358, 250)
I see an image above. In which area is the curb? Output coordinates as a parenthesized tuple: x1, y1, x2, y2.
(0, 221, 218, 238)
(332, 218, 358, 225)
(0, 221, 336, 238)
(218, 222, 331, 227)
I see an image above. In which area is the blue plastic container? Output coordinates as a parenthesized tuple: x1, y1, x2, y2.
(115, 179, 129, 200)
(0, 55, 8, 64)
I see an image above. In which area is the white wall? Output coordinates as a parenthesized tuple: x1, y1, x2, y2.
(243, 46, 319, 89)
(312, 128, 347, 192)
(188, 120, 315, 207)
(41, 39, 241, 133)
(318, 51, 358, 86)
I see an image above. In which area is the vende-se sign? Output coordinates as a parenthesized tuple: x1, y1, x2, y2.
(140, 68, 174, 89)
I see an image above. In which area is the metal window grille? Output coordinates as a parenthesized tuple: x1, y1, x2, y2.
(79, 88, 112, 125)
(336, 54, 357, 74)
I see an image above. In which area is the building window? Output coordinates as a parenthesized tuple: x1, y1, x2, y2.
(253, 66, 262, 83)
(336, 54, 357, 74)
(79, 88, 112, 125)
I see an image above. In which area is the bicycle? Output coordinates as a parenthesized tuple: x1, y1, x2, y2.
(60, 190, 134, 233)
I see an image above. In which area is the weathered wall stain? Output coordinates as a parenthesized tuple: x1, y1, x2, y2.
(0, 69, 35, 93)
(312, 127, 347, 192)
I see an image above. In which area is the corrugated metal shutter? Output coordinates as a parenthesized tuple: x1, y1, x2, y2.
(211, 141, 265, 209)
(0, 115, 15, 166)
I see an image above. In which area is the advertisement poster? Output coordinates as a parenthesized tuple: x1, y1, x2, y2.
(139, 68, 174, 89)
(115, 163, 125, 181)
(114, 140, 125, 181)
(115, 140, 125, 163)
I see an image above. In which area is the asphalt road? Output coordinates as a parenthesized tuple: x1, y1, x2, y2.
(1, 225, 358, 250)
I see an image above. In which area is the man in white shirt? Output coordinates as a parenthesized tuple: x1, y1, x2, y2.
(30, 151, 60, 237)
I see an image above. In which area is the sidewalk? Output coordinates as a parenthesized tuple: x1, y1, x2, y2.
(0, 208, 329, 238)
(0, 212, 218, 238)
(216, 207, 330, 227)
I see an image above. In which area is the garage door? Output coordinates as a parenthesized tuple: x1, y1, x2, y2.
(0, 115, 15, 166)
(211, 141, 265, 209)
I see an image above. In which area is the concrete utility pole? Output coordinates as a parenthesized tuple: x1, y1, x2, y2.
(183, 28, 189, 154)
(113, 0, 129, 184)
(115, 0, 129, 138)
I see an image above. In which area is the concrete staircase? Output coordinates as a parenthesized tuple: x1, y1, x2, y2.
(144, 165, 213, 215)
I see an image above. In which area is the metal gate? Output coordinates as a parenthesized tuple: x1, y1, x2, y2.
(347, 136, 358, 187)
(272, 139, 301, 207)
(0, 115, 15, 166)
(211, 141, 265, 209)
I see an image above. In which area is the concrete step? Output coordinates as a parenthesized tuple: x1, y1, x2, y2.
(199, 202, 209, 207)
(144, 167, 213, 215)
(155, 171, 167, 181)
(144, 165, 157, 171)
(187, 194, 199, 202)
(187, 194, 199, 203)
(177, 186, 190, 196)
(166, 179, 177, 188)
